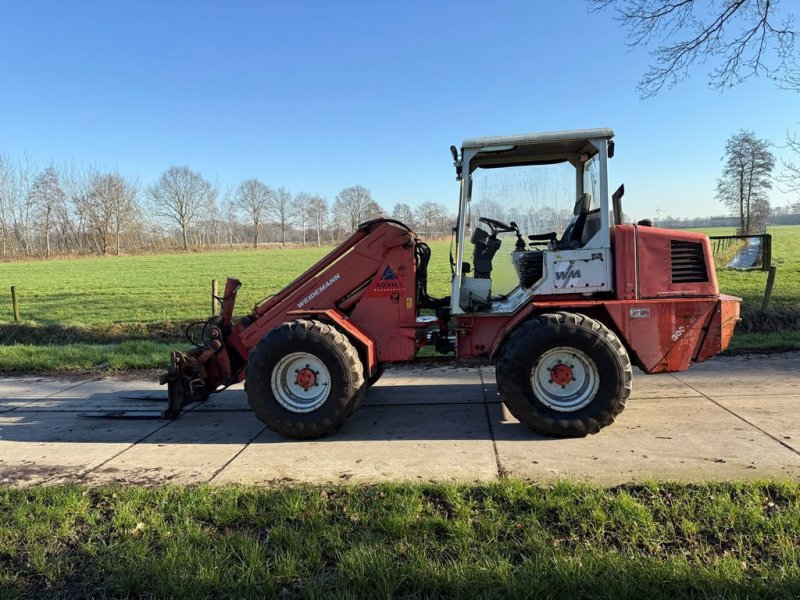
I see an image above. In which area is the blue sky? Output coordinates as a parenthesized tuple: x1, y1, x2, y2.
(1, 0, 797, 220)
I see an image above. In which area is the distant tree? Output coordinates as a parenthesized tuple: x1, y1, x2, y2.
(414, 201, 450, 238)
(0, 154, 34, 255)
(715, 130, 775, 234)
(391, 202, 416, 230)
(28, 166, 65, 258)
(780, 127, 800, 211)
(333, 185, 383, 233)
(589, 0, 799, 97)
(293, 192, 314, 246)
(82, 172, 138, 255)
(221, 195, 240, 247)
(268, 186, 294, 246)
(305, 195, 328, 246)
(235, 179, 272, 248)
(148, 166, 214, 250)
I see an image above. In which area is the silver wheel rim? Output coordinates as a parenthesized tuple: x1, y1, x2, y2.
(531, 346, 599, 412)
(271, 352, 331, 413)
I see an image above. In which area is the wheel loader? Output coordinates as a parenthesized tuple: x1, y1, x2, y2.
(160, 128, 740, 438)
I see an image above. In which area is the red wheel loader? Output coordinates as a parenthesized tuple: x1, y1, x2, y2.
(160, 128, 740, 438)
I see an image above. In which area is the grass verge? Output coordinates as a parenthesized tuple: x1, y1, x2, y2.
(0, 340, 177, 372)
(1, 481, 798, 599)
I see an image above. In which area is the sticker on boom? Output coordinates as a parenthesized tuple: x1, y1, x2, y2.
(367, 264, 404, 296)
(296, 273, 341, 308)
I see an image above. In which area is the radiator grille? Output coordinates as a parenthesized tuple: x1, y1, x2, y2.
(671, 240, 708, 283)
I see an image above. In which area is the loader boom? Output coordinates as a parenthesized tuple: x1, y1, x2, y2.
(162, 220, 427, 416)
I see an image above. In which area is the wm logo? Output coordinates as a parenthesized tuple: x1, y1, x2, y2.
(555, 269, 581, 280)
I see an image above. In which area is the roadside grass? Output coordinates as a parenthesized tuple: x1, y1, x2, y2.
(0, 226, 797, 372)
(1, 480, 799, 598)
(0, 340, 177, 371)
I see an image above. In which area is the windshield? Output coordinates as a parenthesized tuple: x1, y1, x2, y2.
(468, 162, 577, 296)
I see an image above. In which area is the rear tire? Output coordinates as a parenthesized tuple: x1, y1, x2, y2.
(245, 319, 365, 439)
(496, 312, 632, 437)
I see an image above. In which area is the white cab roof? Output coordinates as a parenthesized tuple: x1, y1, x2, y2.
(462, 128, 614, 150)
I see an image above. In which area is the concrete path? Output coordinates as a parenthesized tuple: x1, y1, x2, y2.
(0, 353, 798, 486)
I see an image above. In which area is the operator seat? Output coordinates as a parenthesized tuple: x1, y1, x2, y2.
(557, 193, 591, 250)
(515, 193, 592, 289)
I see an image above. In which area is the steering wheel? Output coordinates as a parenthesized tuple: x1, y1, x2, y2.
(478, 217, 517, 235)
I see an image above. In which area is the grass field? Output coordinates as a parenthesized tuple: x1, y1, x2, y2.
(1, 226, 798, 371)
(1, 480, 799, 598)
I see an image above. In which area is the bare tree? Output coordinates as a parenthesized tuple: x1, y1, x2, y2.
(0, 154, 35, 255)
(294, 192, 312, 246)
(109, 174, 138, 255)
(268, 186, 295, 246)
(147, 166, 214, 250)
(28, 166, 65, 258)
(589, 0, 799, 97)
(333, 185, 383, 233)
(80, 172, 138, 255)
(716, 130, 775, 234)
(779, 127, 800, 210)
(61, 163, 95, 254)
(235, 178, 272, 248)
(413, 201, 452, 238)
(305, 195, 328, 246)
(391, 202, 416, 230)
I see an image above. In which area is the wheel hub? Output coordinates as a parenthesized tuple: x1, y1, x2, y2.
(295, 367, 317, 390)
(549, 363, 573, 386)
(531, 347, 600, 413)
(271, 352, 331, 413)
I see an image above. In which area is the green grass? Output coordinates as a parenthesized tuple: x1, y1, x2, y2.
(1, 480, 799, 599)
(1, 243, 454, 328)
(0, 340, 175, 371)
(0, 226, 798, 372)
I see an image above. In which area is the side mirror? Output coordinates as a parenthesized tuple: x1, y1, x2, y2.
(450, 145, 462, 179)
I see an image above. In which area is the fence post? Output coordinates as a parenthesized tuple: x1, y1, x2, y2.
(211, 279, 218, 317)
(761, 234, 772, 271)
(761, 266, 777, 311)
(10, 286, 19, 322)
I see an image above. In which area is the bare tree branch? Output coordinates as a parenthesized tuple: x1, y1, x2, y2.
(589, 0, 798, 96)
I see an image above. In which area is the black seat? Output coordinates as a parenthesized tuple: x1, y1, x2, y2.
(557, 193, 591, 250)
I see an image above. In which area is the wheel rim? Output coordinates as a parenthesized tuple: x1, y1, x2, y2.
(531, 346, 599, 412)
(271, 352, 331, 413)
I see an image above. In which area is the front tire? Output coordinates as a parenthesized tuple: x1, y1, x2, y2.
(496, 312, 632, 437)
(245, 319, 365, 439)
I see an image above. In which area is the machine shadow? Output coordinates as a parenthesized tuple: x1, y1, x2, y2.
(0, 382, 550, 444)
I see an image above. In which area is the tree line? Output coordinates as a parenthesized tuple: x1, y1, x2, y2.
(0, 158, 457, 258)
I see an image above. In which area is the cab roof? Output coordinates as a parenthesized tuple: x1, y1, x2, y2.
(462, 128, 614, 150)
(462, 128, 614, 171)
